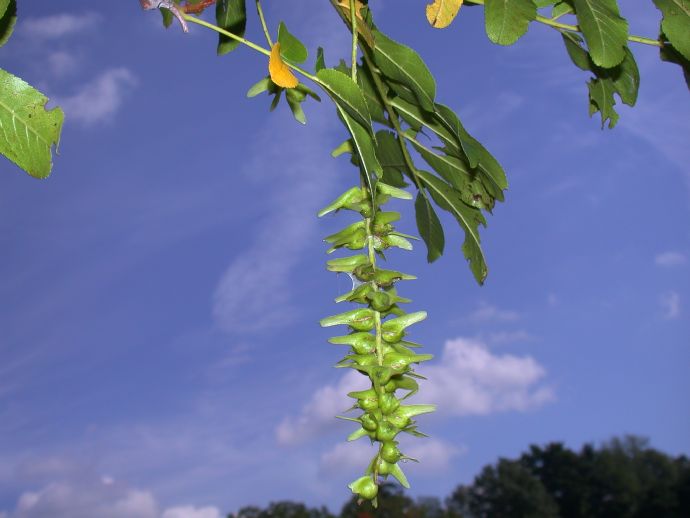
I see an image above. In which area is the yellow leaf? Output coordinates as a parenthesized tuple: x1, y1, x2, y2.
(426, 0, 463, 29)
(269, 43, 298, 89)
(336, 0, 366, 21)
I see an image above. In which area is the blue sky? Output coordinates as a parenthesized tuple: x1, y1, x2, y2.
(1, 1, 688, 517)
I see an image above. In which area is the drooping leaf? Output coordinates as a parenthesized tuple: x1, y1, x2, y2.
(0, 68, 64, 178)
(660, 37, 690, 88)
(277, 21, 308, 64)
(246, 76, 271, 97)
(426, 0, 464, 29)
(0, 0, 16, 47)
(334, 105, 383, 197)
(484, 0, 537, 46)
(571, 0, 628, 68)
(372, 29, 436, 112)
(653, 0, 690, 61)
(415, 192, 445, 262)
(285, 88, 307, 124)
(417, 171, 488, 284)
(561, 32, 640, 125)
(434, 103, 481, 168)
(216, 0, 246, 56)
(357, 64, 390, 126)
(375, 130, 409, 187)
(269, 43, 298, 88)
(317, 68, 373, 134)
(587, 77, 619, 128)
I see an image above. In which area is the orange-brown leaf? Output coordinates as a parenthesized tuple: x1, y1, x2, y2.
(426, 0, 463, 29)
(269, 43, 298, 89)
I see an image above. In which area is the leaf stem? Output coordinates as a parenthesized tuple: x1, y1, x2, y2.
(183, 15, 322, 84)
(466, 0, 662, 48)
(254, 0, 273, 47)
(349, 0, 358, 83)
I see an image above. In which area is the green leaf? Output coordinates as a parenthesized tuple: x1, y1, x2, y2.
(0, 68, 64, 178)
(571, 0, 628, 68)
(246, 76, 271, 97)
(317, 68, 373, 135)
(334, 105, 383, 196)
(562, 32, 640, 124)
(534, 0, 557, 7)
(418, 171, 488, 284)
(160, 7, 174, 28)
(216, 0, 247, 56)
(357, 65, 390, 126)
(552, 1, 573, 18)
(653, 0, 690, 61)
(285, 88, 307, 124)
(376, 130, 409, 182)
(484, 0, 537, 46)
(415, 192, 445, 262)
(434, 103, 481, 168)
(0, 0, 16, 47)
(315, 47, 326, 72)
(660, 38, 690, 89)
(587, 77, 619, 128)
(372, 29, 436, 112)
(278, 21, 308, 64)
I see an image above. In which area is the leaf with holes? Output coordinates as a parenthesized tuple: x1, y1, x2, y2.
(0, 69, 64, 179)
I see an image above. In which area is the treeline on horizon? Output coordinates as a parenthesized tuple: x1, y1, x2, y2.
(228, 436, 689, 518)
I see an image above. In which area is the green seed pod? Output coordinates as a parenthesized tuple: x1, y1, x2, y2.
(348, 475, 378, 500)
(367, 291, 393, 312)
(379, 392, 400, 414)
(382, 327, 405, 343)
(381, 441, 402, 463)
(376, 457, 393, 475)
(320, 308, 375, 331)
(326, 254, 370, 273)
(376, 419, 399, 441)
(318, 187, 366, 217)
(336, 284, 376, 304)
(324, 221, 365, 244)
(377, 182, 413, 200)
(349, 388, 379, 411)
(381, 311, 427, 335)
(361, 413, 378, 431)
(372, 268, 417, 287)
(329, 332, 376, 354)
(383, 351, 434, 372)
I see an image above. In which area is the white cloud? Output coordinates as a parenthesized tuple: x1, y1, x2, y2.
(660, 291, 681, 320)
(56, 68, 137, 126)
(47, 51, 79, 77)
(655, 251, 687, 267)
(465, 302, 520, 324)
(319, 441, 377, 475)
(161, 507, 222, 518)
(276, 370, 369, 446)
(21, 12, 101, 40)
(2, 476, 222, 518)
(212, 112, 337, 334)
(421, 337, 554, 416)
(11, 481, 158, 518)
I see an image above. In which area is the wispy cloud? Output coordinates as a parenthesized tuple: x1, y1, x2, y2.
(56, 68, 137, 126)
(1, 474, 223, 518)
(275, 370, 367, 446)
(21, 12, 101, 40)
(46, 51, 79, 77)
(212, 112, 337, 334)
(485, 330, 534, 345)
(421, 337, 554, 416)
(465, 302, 520, 324)
(655, 251, 687, 267)
(660, 291, 681, 320)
